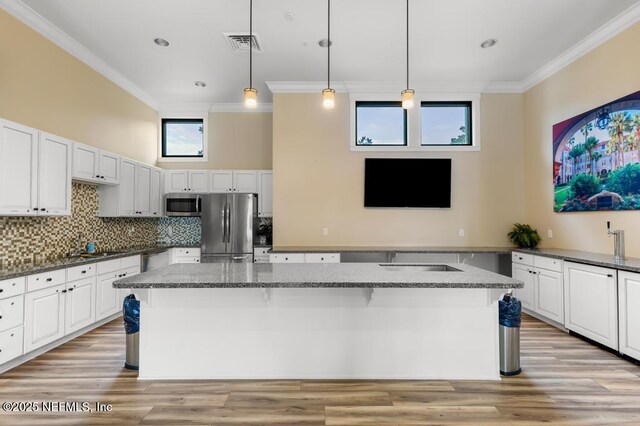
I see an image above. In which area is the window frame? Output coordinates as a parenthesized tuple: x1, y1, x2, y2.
(420, 101, 472, 147)
(354, 101, 408, 147)
(157, 114, 208, 163)
(350, 93, 480, 152)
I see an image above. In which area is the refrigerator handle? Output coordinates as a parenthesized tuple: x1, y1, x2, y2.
(221, 202, 227, 243)
(227, 202, 232, 243)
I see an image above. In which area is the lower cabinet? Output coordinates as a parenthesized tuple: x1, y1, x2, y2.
(618, 271, 640, 360)
(24, 284, 66, 353)
(511, 261, 563, 323)
(564, 262, 618, 350)
(65, 277, 96, 334)
(96, 273, 119, 320)
(270, 253, 341, 263)
(0, 326, 23, 365)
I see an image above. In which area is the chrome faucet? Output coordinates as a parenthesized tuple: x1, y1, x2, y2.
(607, 221, 625, 262)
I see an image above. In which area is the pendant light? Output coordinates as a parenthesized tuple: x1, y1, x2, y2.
(244, 0, 257, 108)
(401, 0, 414, 109)
(322, 0, 335, 109)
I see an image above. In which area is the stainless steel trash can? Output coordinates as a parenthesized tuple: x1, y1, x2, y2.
(125, 332, 139, 370)
(499, 324, 520, 376)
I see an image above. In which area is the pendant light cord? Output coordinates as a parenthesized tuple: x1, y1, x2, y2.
(327, 0, 331, 88)
(406, 0, 409, 90)
(249, 0, 253, 89)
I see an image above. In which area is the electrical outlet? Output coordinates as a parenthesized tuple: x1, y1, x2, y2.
(458, 228, 465, 237)
(547, 229, 553, 238)
(322, 228, 329, 236)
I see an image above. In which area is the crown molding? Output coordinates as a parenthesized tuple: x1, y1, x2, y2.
(266, 81, 348, 93)
(482, 82, 525, 93)
(267, 81, 491, 94)
(209, 103, 273, 113)
(0, 0, 159, 109)
(520, 2, 640, 92)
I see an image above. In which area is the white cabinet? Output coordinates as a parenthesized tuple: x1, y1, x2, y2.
(24, 284, 66, 353)
(0, 295, 24, 332)
(305, 253, 341, 263)
(37, 132, 72, 216)
(209, 170, 257, 193)
(254, 247, 271, 263)
(0, 326, 23, 365)
(511, 263, 535, 311)
(535, 268, 564, 323)
(233, 171, 257, 193)
(0, 119, 38, 216)
(257, 170, 273, 217)
(618, 271, 640, 360)
(209, 171, 233, 193)
(166, 171, 208, 193)
(170, 247, 201, 264)
(96, 273, 119, 320)
(0, 120, 72, 217)
(64, 277, 96, 334)
(150, 168, 162, 216)
(72, 143, 120, 185)
(98, 159, 162, 217)
(270, 253, 305, 263)
(512, 252, 563, 324)
(564, 262, 618, 350)
(135, 163, 152, 216)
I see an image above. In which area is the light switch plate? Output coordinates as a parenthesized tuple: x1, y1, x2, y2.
(547, 229, 553, 238)
(458, 228, 465, 237)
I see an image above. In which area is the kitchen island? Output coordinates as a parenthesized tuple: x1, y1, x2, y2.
(114, 262, 522, 380)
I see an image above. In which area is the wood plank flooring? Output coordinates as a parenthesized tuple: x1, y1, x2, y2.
(1, 314, 640, 425)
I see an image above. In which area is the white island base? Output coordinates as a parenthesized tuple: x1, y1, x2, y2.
(137, 287, 504, 380)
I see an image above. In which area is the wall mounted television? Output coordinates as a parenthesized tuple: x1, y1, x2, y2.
(364, 158, 451, 208)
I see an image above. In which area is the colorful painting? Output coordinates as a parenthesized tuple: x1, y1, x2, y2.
(553, 90, 640, 212)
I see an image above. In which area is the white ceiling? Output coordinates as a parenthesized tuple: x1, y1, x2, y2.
(13, 0, 640, 107)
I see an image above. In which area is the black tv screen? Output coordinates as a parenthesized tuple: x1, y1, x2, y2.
(364, 158, 451, 208)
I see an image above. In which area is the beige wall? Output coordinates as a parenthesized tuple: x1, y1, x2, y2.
(159, 112, 273, 170)
(0, 9, 158, 165)
(272, 93, 525, 247)
(523, 23, 640, 257)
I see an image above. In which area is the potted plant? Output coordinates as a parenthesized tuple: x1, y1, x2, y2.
(257, 221, 273, 246)
(508, 223, 542, 248)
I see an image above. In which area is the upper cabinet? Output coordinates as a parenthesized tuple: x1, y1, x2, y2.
(98, 158, 162, 218)
(166, 170, 208, 193)
(209, 170, 256, 193)
(209, 171, 232, 192)
(257, 170, 273, 217)
(72, 142, 120, 185)
(0, 119, 71, 217)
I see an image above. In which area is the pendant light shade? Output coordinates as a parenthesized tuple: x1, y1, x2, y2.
(322, 88, 335, 109)
(401, 89, 415, 109)
(244, 0, 257, 109)
(401, 0, 414, 109)
(322, 0, 335, 109)
(244, 88, 257, 108)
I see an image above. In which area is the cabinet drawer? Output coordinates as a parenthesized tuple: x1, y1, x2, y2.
(97, 259, 121, 275)
(270, 253, 305, 263)
(0, 277, 25, 300)
(534, 255, 563, 273)
(120, 255, 140, 270)
(512, 251, 534, 266)
(27, 269, 66, 292)
(118, 267, 140, 279)
(174, 257, 200, 264)
(254, 257, 270, 263)
(0, 295, 24, 332)
(254, 247, 271, 256)
(0, 326, 23, 365)
(175, 248, 200, 257)
(66, 263, 96, 282)
(305, 253, 341, 263)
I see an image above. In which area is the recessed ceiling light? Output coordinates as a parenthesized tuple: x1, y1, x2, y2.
(194, 81, 206, 88)
(318, 38, 332, 48)
(480, 38, 497, 49)
(284, 12, 294, 21)
(154, 38, 170, 47)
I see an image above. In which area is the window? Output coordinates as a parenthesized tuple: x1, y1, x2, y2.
(355, 101, 407, 146)
(421, 101, 472, 146)
(161, 118, 205, 157)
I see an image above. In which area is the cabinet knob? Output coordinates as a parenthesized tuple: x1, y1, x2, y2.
(46, 278, 52, 282)
(40, 208, 46, 211)
(33, 207, 38, 210)
(607, 274, 613, 278)
(61, 289, 67, 293)
(68, 287, 74, 292)
(0, 289, 3, 293)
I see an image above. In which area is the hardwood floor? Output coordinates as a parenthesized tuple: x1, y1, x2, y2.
(1, 314, 640, 425)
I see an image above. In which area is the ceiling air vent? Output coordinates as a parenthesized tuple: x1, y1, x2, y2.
(224, 33, 263, 53)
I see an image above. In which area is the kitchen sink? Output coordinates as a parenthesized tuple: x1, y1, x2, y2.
(379, 264, 462, 272)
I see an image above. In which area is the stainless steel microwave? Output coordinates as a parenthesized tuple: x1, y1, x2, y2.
(165, 193, 201, 217)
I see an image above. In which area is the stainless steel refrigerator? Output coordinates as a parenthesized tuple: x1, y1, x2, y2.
(200, 193, 257, 263)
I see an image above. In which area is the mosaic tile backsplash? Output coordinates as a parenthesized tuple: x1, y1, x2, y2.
(0, 183, 159, 267)
(157, 217, 201, 246)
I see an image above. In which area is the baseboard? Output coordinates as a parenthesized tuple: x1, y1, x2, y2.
(0, 313, 122, 374)
(568, 331, 640, 366)
(522, 308, 567, 331)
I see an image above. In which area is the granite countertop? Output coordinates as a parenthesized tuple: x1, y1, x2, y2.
(513, 248, 640, 273)
(270, 246, 513, 254)
(0, 244, 199, 281)
(113, 262, 523, 289)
